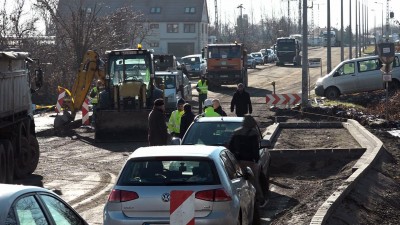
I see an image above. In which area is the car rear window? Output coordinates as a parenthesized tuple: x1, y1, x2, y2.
(182, 122, 241, 146)
(118, 158, 219, 186)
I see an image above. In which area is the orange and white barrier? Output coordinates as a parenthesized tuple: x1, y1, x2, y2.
(55, 87, 66, 113)
(82, 98, 90, 125)
(170, 190, 195, 225)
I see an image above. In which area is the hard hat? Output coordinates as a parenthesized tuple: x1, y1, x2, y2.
(204, 99, 213, 107)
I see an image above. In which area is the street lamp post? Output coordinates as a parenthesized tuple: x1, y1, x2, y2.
(237, 4, 244, 42)
(374, 1, 384, 42)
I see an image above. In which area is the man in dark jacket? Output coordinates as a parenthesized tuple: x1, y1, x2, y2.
(179, 103, 195, 139)
(230, 83, 252, 117)
(148, 99, 168, 146)
(228, 115, 266, 209)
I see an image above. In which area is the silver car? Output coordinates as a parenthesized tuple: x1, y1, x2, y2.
(0, 184, 88, 225)
(103, 145, 257, 225)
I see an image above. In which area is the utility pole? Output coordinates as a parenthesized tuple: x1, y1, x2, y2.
(327, 0, 332, 73)
(298, 0, 302, 34)
(355, 0, 358, 58)
(214, 0, 219, 42)
(308, 1, 314, 46)
(385, 0, 389, 42)
(358, 0, 361, 57)
(237, 4, 244, 42)
(349, 0, 353, 59)
(301, 0, 308, 107)
(340, 0, 344, 61)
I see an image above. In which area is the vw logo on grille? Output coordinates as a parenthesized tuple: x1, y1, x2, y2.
(161, 193, 170, 202)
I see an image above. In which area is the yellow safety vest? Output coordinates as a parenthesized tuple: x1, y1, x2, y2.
(204, 107, 220, 117)
(197, 80, 208, 94)
(168, 110, 184, 133)
(91, 87, 99, 104)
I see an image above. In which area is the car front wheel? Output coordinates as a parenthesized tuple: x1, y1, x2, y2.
(325, 87, 340, 99)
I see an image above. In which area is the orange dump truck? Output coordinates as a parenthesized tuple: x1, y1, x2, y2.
(203, 42, 248, 88)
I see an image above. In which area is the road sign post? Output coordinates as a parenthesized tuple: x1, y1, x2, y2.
(377, 42, 395, 119)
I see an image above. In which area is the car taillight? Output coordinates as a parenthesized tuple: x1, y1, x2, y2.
(108, 189, 139, 202)
(195, 189, 232, 202)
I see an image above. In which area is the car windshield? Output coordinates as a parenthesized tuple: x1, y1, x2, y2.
(277, 39, 296, 51)
(208, 46, 241, 59)
(155, 75, 176, 89)
(118, 158, 218, 185)
(182, 57, 200, 65)
(182, 121, 241, 146)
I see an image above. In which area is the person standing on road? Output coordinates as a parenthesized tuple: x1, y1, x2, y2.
(203, 99, 220, 117)
(228, 114, 266, 209)
(230, 83, 252, 117)
(212, 99, 227, 116)
(196, 75, 208, 114)
(168, 98, 185, 138)
(179, 103, 195, 139)
(89, 80, 103, 126)
(148, 99, 168, 146)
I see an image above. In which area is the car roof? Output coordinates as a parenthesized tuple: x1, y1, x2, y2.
(342, 53, 400, 64)
(195, 116, 244, 123)
(181, 54, 201, 59)
(129, 145, 226, 159)
(0, 184, 53, 222)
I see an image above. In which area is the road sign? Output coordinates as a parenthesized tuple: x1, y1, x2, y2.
(308, 58, 322, 68)
(266, 94, 302, 105)
(383, 74, 392, 82)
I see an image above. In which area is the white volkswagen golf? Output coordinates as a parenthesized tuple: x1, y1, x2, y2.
(103, 145, 258, 225)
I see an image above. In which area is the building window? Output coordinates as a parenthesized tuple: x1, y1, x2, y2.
(167, 24, 179, 33)
(150, 7, 161, 14)
(149, 42, 159, 47)
(184, 7, 196, 14)
(149, 24, 159, 29)
(184, 24, 195, 33)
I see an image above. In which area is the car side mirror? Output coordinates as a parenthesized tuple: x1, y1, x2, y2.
(170, 137, 181, 145)
(242, 166, 254, 180)
(333, 71, 340, 77)
(260, 139, 270, 149)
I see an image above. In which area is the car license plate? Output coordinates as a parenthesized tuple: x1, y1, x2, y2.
(220, 75, 228, 78)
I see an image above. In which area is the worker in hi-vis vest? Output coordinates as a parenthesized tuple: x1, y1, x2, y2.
(196, 75, 208, 114)
(167, 98, 186, 137)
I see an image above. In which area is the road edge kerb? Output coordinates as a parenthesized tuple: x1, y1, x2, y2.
(309, 119, 384, 225)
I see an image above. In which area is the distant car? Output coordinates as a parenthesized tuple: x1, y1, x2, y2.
(181, 54, 207, 77)
(172, 116, 271, 202)
(250, 52, 264, 65)
(0, 184, 88, 225)
(247, 54, 257, 69)
(266, 49, 277, 62)
(103, 145, 258, 225)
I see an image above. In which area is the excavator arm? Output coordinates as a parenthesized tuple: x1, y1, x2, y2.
(54, 50, 105, 127)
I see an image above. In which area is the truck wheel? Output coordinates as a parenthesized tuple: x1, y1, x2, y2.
(27, 135, 40, 174)
(0, 143, 6, 183)
(0, 140, 14, 184)
(14, 136, 30, 179)
(325, 87, 340, 100)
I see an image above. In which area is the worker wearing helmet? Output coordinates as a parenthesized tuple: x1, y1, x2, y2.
(203, 99, 220, 117)
(89, 80, 103, 127)
(168, 98, 186, 137)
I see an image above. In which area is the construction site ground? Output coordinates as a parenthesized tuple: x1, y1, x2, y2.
(21, 47, 400, 225)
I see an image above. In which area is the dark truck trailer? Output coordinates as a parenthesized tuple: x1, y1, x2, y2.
(275, 37, 302, 66)
(203, 43, 248, 88)
(0, 51, 43, 183)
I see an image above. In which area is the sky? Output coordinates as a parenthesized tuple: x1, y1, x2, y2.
(207, 0, 400, 33)
(2, 0, 400, 35)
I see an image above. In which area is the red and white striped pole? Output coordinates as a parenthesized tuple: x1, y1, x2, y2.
(170, 190, 195, 225)
(55, 87, 66, 113)
(82, 98, 90, 125)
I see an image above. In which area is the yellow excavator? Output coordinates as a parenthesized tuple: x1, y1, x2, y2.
(54, 46, 158, 142)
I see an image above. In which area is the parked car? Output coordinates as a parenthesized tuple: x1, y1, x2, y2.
(172, 116, 271, 202)
(250, 52, 265, 65)
(247, 54, 257, 69)
(315, 54, 400, 99)
(103, 145, 258, 225)
(181, 54, 207, 77)
(266, 49, 277, 62)
(0, 184, 88, 225)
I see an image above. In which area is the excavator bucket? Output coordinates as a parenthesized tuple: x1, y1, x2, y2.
(94, 109, 151, 142)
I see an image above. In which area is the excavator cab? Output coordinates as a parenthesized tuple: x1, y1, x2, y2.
(95, 48, 155, 142)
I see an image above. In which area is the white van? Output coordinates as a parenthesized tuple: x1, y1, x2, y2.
(315, 54, 400, 99)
